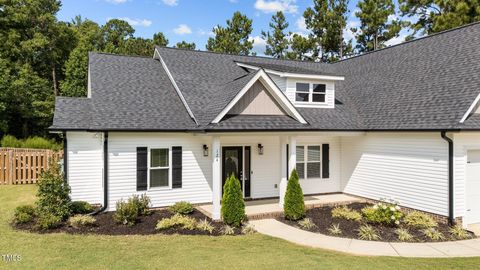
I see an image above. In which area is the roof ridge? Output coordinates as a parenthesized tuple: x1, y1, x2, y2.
(89, 51, 154, 59)
(334, 21, 480, 64)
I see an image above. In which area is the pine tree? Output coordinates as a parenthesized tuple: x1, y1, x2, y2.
(352, 0, 403, 52)
(153, 32, 169, 47)
(175, 41, 196, 50)
(206, 11, 254, 55)
(286, 34, 314, 61)
(283, 169, 305, 221)
(221, 174, 245, 227)
(261, 11, 290, 58)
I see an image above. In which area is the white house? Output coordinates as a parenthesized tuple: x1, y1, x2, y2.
(51, 23, 480, 228)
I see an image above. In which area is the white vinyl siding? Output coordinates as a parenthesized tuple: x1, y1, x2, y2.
(269, 73, 287, 92)
(67, 131, 103, 204)
(341, 133, 449, 216)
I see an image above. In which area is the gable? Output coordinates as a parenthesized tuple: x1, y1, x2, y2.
(228, 81, 287, 116)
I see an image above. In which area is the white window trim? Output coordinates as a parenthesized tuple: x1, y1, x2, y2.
(295, 82, 327, 104)
(147, 147, 172, 190)
(296, 145, 322, 180)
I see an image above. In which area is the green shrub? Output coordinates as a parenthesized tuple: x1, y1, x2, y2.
(169, 201, 194, 215)
(358, 224, 381, 241)
(222, 225, 235, 235)
(241, 223, 256, 235)
(68, 215, 96, 228)
(423, 228, 445, 241)
(114, 199, 139, 226)
(449, 225, 470, 240)
(1, 135, 22, 148)
(361, 200, 402, 226)
(196, 219, 214, 234)
(328, 224, 342, 235)
(404, 211, 437, 229)
(221, 174, 245, 227)
(156, 214, 197, 230)
(36, 212, 62, 230)
(36, 163, 71, 220)
(331, 206, 362, 221)
(70, 201, 94, 215)
(283, 169, 305, 221)
(13, 205, 36, 224)
(298, 218, 316, 230)
(130, 194, 151, 216)
(395, 228, 413, 242)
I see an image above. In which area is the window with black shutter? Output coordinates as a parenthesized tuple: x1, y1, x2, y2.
(322, 144, 330, 178)
(172, 146, 182, 188)
(136, 147, 148, 191)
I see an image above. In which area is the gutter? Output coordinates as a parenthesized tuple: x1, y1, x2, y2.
(90, 132, 108, 215)
(63, 131, 67, 182)
(441, 131, 455, 225)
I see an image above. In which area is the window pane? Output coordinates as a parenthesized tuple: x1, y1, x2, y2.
(150, 169, 169, 187)
(296, 162, 305, 179)
(295, 93, 309, 102)
(312, 93, 325, 102)
(313, 84, 326, 93)
(296, 146, 304, 162)
(151, 149, 168, 167)
(307, 162, 321, 178)
(308, 146, 320, 161)
(296, 83, 309, 92)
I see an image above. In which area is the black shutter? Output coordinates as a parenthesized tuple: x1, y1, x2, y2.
(172, 146, 182, 188)
(136, 147, 148, 191)
(322, 144, 330, 179)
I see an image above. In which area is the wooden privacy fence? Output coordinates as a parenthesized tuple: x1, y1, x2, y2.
(0, 148, 64, 185)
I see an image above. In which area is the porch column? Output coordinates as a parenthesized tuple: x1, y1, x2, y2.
(211, 136, 221, 220)
(288, 136, 297, 177)
(279, 136, 288, 206)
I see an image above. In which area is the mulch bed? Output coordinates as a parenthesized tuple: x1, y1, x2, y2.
(14, 209, 242, 236)
(277, 202, 475, 242)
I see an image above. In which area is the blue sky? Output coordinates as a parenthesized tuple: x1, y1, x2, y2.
(58, 0, 411, 55)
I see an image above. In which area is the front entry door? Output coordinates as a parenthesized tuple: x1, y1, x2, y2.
(222, 146, 251, 198)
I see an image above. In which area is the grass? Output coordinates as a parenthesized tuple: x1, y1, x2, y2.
(1, 186, 480, 270)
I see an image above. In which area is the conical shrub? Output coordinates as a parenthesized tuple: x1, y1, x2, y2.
(221, 174, 245, 227)
(283, 168, 305, 220)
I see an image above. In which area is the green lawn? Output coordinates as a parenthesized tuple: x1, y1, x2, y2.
(1, 186, 479, 270)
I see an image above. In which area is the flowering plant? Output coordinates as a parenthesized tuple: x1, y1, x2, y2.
(362, 198, 403, 226)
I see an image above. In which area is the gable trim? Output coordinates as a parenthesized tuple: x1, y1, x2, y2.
(154, 48, 198, 125)
(460, 93, 480, 123)
(212, 69, 308, 124)
(236, 62, 344, 81)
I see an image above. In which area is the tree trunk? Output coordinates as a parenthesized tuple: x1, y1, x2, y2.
(52, 65, 58, 96)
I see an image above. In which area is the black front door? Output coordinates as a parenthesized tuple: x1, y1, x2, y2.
(222, 146, 251, 197)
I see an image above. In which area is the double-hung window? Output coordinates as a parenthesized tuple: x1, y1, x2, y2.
(296, 145, 321, 179)
(295, 83, 310, 102)
(150, 148, 170, 188)
(295, 82, 327, 103)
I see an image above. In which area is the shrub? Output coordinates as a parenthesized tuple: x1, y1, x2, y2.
(361, 199, 402, 226)
(70, 201, 94, 215)
(221, 174, 245, 227)
(131, 194, 151, 216)
(358, 225, 381, 241)
(283, 169, 305, 221)
(449, 225, 471, 240)
(13, 205, 36, 224)
(0, 135, 62, 150)
(222, 225, 235, 235)
(395, 228, 413, 242)
(241, 223, 256, 235)
(331, 206, 362, 222)
(114, 199, 139, 226)
(36, 212, 62, 230)
(328, 224, 342, 235)
(68, 215, 96, 228)
(36, 163, 71, 220)
(156, 214, 197, 230)
(404, 211, 437, 229)
(423, 228, 445, 241)
(1, 135, 22, 148)
(196, 219, 214, 234)
(298, 218, 316, 230)
(169, 201, 194, 215)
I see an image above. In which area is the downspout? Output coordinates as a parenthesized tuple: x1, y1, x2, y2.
(441, 131, 455, 225)
(63, 131, 67, 182)
(90, 132, 108, 215)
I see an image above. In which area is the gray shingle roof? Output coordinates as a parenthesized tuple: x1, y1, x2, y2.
(51, 23, 480, 132)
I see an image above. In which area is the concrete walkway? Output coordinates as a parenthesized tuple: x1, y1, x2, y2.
(250, 219, 480, 257)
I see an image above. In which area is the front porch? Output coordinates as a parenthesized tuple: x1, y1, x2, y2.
(198, 193, 363, 220)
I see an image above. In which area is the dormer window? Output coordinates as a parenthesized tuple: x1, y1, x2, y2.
(295, 82, 326, 103)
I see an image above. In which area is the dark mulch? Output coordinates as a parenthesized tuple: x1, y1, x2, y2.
(277, 202, 475, 242)
(14, 209, 242, 236)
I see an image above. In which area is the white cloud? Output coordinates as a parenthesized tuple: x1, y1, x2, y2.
(385, 30, 409, 47)
(296, 17, 307, 32)
(173, 24, 192, 35)
(343, 20, 359, 41)
(106, 0, 128, 4)
(109, 17, 152, 27)
(387, 14, 398, 22)
(197, 29, 214, 36)
(254, 0, 298, 14)
(229, 0, 238, 3)
(249, 35, 267, 55)
(162, 0, 178, 6)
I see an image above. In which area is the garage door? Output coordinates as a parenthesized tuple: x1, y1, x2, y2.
(466, 150, 480, 225)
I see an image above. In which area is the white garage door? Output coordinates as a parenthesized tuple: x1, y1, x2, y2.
(466, 150, 480, 225)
